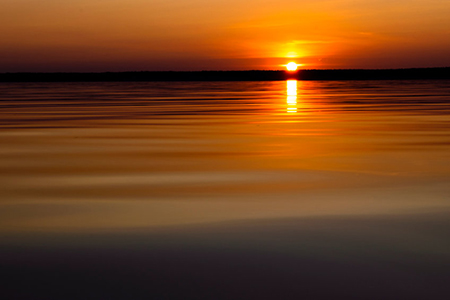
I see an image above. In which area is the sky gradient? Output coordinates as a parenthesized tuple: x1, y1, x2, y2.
(1, 0, 450, 71)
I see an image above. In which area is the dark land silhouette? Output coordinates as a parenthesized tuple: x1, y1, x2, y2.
(1, 67, 450, 82)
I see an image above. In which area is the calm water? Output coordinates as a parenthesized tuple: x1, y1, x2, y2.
(1, 80, 449, 230)
(1, 80, 450, 299)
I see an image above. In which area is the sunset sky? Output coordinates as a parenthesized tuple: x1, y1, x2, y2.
(1, 0, 450, 72)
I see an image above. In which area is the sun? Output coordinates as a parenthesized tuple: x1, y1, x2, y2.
(286, 62, 298, 71)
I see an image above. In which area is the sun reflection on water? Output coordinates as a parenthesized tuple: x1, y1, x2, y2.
(286, 80, 297, 113)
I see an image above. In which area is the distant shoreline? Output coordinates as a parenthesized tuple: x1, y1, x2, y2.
(1, 67, 450, 82)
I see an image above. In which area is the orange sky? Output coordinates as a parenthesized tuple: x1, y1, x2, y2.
(1, 0, 450, 71)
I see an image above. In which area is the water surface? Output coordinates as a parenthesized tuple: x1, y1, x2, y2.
(1, 80, 449, 230)
(1, 80, 449, 299)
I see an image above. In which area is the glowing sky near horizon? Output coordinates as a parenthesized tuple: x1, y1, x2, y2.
(1, 0, 450, 71)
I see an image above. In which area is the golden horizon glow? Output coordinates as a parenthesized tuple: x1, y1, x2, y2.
(1, 0, 450, 71)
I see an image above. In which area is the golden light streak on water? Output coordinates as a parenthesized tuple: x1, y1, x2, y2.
(287, 79, 297, 113)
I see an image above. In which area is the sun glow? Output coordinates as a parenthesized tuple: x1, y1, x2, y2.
(286, 62, 298, 71)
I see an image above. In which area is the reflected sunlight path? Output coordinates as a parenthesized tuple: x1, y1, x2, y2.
(287, 79, 297, 113)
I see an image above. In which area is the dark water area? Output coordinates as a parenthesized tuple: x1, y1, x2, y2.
(1, 213, 450, 300)
(1, 80, 450, 299)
